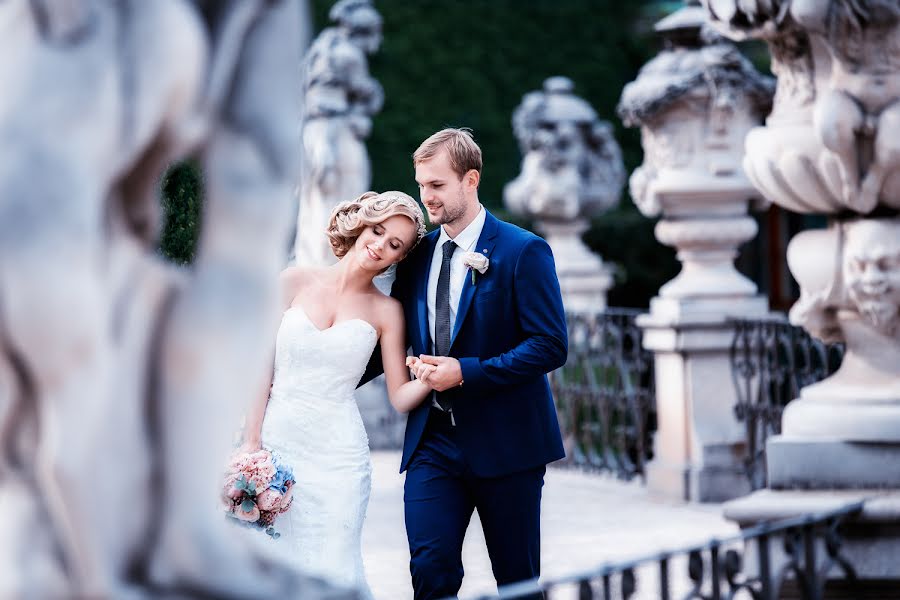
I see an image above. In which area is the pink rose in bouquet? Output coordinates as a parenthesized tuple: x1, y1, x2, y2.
(222, 446, 296, 538)
(279, 481, 294, 511)
(256, 488, 283, 512)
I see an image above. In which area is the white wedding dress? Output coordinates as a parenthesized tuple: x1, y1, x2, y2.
(260, 306, 377, 599)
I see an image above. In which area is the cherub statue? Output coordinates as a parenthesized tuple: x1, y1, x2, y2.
(704, 0, 900, 213)
(294, 0, 384, 265)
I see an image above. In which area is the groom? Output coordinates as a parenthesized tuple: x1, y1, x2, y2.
(379, 128, 568, 599)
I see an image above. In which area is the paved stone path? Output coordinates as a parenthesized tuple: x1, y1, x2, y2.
(362, 451, 739, 599)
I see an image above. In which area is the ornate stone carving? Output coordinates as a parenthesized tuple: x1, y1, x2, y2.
(705, 7, 900, 566)
(705, 0, 900, 214)
(703, 0, 900, 402)
(504, 76, 624, 311)
(294, 0, 384, 266)
(844, 219, 900, 338)
(618, 2, 774, 306)
(617, 2, 774, 504)
(505, 76, 624, 221)
(0, 1, 351, 598)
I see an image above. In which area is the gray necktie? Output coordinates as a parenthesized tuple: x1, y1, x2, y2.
(434, 239, 456, 411)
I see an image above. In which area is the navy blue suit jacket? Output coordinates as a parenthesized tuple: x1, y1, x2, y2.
(385, 210, 567, 478)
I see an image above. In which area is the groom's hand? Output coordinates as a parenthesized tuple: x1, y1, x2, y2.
(417, 355, 464, 392)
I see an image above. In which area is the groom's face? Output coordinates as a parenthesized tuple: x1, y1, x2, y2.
(415, 150, 470, 227)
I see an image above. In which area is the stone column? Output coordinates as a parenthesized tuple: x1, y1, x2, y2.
(504, 76, 625, 313)
(617, 1, 774, 502)
(702, 0, 900, 591)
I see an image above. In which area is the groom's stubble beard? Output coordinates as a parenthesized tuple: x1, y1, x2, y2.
(433, 186, 468, 227)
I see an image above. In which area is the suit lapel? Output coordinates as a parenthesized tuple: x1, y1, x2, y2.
(451, 211, 499, 347)
(416, 231, 439, 354)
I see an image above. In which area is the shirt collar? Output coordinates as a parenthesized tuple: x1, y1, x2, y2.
(437, 205, 486, 253)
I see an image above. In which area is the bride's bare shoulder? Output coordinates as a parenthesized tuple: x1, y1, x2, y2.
(371, 293, 404, 327)
(280, 265, 328, 286)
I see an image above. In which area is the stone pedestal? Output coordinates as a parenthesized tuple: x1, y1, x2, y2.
(538, 219, 613, 313)
(640, 296, 768, 502)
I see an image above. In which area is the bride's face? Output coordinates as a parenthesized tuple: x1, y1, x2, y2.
(355, 214, 418, 271)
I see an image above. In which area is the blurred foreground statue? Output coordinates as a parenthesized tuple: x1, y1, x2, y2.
(293, 0, 384, 266)
(0, 0, 353, 598)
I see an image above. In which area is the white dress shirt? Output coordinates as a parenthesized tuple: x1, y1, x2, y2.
(427, 205, 486, 352)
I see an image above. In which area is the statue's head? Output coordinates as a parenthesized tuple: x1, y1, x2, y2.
(507, 77, 624, 220)
(330, 0, 382, 54)
(843, 218, 900, 337)
(513, 77, 599, 171)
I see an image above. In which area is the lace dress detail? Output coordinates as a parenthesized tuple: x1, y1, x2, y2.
(260, 307, 377, 599)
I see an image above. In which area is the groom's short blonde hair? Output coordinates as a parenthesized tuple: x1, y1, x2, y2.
(413, 128, 483, 180)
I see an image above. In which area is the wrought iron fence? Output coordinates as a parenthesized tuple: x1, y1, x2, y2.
(550, 309, 655, 481)
(729, 317, 844, 490)
(473, 501, 864, 600)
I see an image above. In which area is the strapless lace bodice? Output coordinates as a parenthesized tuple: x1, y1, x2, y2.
(270, 307, 378, 402)
(259, 306, 377, 599)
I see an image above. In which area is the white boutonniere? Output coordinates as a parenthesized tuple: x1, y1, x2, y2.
(462, 251, 489, 284)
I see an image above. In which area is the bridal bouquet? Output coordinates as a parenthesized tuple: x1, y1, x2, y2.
(222, 447, 295, 538)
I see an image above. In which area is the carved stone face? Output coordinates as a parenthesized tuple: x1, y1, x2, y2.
(346, 7, 382, 54)
(536, 117, 588, 170)
(843, 219, 900, 336)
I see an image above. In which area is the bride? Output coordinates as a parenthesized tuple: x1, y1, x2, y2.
(239, 191, 432, 598)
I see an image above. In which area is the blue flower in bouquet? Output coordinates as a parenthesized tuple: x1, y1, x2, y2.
(268, 453, 295, 494)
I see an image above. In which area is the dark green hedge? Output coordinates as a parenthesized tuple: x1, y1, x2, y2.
(159, 161, 202, 265)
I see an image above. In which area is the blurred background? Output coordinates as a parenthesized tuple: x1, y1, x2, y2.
(159, 0, 819, 310)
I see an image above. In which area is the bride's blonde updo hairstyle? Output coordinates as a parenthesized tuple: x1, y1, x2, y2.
(326, 190, 427, 259)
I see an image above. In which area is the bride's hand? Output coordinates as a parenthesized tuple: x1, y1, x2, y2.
(406, 356, 437, 386)
(238, 439, 262, 455)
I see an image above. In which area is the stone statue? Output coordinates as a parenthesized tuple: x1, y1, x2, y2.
(618, 18, 774, 219)
(505, 76, 624, 222)
(294, 0, 384, 266)
(0, 1, 352, 598)
(785, 227, 844, 344)
(704, 0, 900, 214)
(504, 76, 624, 312)
(613, 1, 775, 504)
(844, 219, 900, 338)
(617, 4, 774, 301)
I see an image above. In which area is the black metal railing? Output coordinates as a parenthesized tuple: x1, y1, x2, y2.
(730, 317, 844, 490)
(550, 309, 655, 481)
(474, 501, 864, 600)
